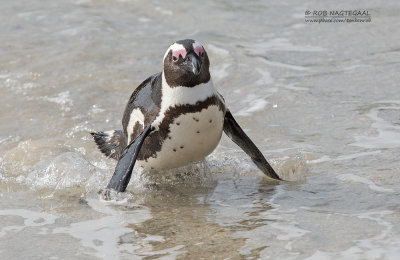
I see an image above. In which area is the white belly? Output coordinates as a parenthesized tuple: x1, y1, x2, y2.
(138, 105, 224, 170)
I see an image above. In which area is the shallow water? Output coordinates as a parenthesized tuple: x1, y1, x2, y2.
(1, 0, 400, 259)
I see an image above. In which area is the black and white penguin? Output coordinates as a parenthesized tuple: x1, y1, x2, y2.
(91, 39, 281, 192)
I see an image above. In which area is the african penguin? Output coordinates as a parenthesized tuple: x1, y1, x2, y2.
(91, 39, 281, 192)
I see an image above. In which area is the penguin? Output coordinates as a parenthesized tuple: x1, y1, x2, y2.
(91, 39, 281, 192)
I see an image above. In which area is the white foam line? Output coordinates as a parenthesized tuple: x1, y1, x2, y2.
(337, 174, 394, 193)
(258, 57, 311, 71)
(352, 105, 400, 149)
(306, 155, 331, 164)
(139, 245, 186, 258)
(335, 151, 381, 161)
(343, 64, 372, 71)
(270, 222, 310, 241)
(245, 38, 325, 52)
(350, 211, 400, 259)
(306, 151, 381, 164)
(370, 100, 400, 105)
(0, 136, 11, 144)
(236, 97, 269, 116)
(284, 83, 309, 91)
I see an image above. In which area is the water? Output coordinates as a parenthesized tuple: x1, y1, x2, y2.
(1, 0, 400, 259)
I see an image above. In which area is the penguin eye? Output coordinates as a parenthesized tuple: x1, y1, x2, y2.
(172, 49, 186, 63)
(194, 46, 204, 57)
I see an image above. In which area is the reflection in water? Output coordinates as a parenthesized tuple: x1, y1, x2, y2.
(54, 198, 152, 259)
(0, 209, 57, 238)
(129, 173, 277, 259)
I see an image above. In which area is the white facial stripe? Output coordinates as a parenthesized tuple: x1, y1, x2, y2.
(152, 74, 216, 127)
(163, 43, 185, 61)
(126, 108, 145, 144)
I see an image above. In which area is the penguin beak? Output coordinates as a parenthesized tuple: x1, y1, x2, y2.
(184, 53, 202, 75)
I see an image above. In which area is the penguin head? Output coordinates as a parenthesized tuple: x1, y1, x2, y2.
(163, 39, 211, 87)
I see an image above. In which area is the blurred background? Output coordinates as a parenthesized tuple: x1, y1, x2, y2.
(1, 0, 400, 259)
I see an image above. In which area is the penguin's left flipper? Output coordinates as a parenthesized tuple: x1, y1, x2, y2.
(223, 110, 282, 180)
(106, 125, 152, 192)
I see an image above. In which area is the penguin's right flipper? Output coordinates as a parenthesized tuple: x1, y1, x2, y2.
(223, 110, 282, 180)
(106, 125, 152, 192)
(91, 130, 123, 160)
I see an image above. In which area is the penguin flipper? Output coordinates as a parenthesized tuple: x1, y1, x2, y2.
(223, 110, 281, 180)
(91, 130, 123, 160)
(106, 125, 152, 192)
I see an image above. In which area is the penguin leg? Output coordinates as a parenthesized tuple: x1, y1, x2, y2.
(106, 125, 152, 192)
(223, 110, 281, 180)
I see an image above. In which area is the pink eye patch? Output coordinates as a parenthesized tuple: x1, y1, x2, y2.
(194, 46, 204, 56)
(172, 49, 187, 61)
